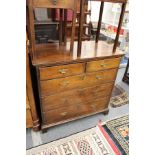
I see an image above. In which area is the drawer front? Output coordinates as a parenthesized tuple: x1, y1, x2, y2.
(41, 83, 114, 112)
(33, 0, 76, 9)
(39, 63, 85, 80)
(40, 69, 117, 97)
(86, 57, 121, 72)
(42, 97, 110, 124)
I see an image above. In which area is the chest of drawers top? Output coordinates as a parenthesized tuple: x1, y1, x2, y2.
(32, 41, 124, 67)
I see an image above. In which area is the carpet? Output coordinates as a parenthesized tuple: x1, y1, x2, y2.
(99, 115, 129, 155)
(110, 84, 129, 107)
(27, 127, 121, 155)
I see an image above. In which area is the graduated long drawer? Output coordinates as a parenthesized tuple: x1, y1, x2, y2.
(41, 82, 114, 112)
(42, 96, 110, 125)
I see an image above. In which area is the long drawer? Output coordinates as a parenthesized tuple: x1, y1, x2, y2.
(40, 68, 117, 97)
(39, 63, 85, 80)
(42, 96, 110, 125)
(86, 57, 121, 72)
(41, 82, 114, 112)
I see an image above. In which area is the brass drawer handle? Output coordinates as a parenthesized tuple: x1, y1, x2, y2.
(81, 75, 86, 80)
(76, 103, 81, 109)
(91, 104, 96, 109)
(96, 75, 103, 80)
(52, 0, 57, 5)
(60, 81, 70, 87)
(60, 112, 67, 116)
(100, 63, 107, 67)
(78, 89, 85, 95)
(61, 98, 68, 104)
(59, 69, 68, 74)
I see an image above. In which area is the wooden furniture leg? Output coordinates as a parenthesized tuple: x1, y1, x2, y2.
(42, 129, 48, 133)
(70, 8, 77, 52)
(63, 9, 67, 45)
(113, 3, 126, 53)
(103, 108, 109, 115)
(122, 59, 129, 84)
(96, 2, 104, 43)
(59, 9, 63, 45)
(77, 0, 85, 56)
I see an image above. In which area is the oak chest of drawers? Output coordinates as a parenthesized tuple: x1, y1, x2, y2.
(35, 55, 122, 129)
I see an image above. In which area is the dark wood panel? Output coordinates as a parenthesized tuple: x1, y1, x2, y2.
(41, 83, 114, 112)
(39, 63, 85, 80)
(40, 69, 117, 96)
(42, 96, 110, 124)
(86, 57, 121, 72)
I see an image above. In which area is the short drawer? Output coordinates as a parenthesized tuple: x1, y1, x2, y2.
(39, 63, 85, 80)
(42, 97, 110, 124)
(33, 0, 76, 9)
(86, 57, 121, 72)
(41, 83, 114, 112)
(40, 68, 117, 96)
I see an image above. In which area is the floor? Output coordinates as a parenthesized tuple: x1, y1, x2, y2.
(26, 67, 129, 150)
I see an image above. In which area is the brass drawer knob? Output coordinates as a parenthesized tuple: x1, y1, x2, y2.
(60, 81, 70, 87)
(96, 75, 103, 80)
(61, 98, 68, 104)
(59, 69, 68, 74)
(91, 104, 96, 109)
(52, 0, 58, 5)
(78, 89, 84, 95)
(100, 63, 107, 67)
(76, 103, 81, 109)
(81, 75, 86, 80)
(60, 112, 67, 116)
